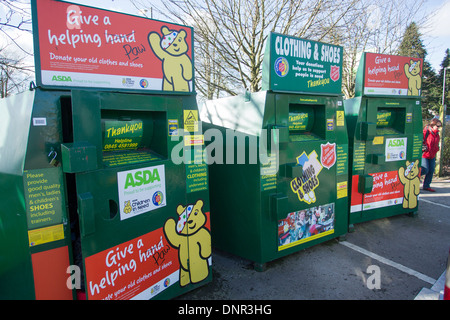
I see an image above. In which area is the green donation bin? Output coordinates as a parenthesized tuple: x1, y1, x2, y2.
(345, 52, 423, 227)
(0, 0, 211, 300)
(201, 33, 349, 270)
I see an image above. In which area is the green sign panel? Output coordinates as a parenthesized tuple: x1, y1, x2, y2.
(103, 120, 144, 151)
(262, 32, 343, 95)
(23, 168, 65, 230)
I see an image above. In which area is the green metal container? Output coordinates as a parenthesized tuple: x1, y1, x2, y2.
(201, 33, 349, 269)
(344, 53, 423, 227)
(0, 0, 210, 300)
(0, 89, 211, 300)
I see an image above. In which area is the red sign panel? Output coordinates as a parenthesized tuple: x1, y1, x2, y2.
(363, 53, 423, 96)
(350, 171, 404, 213)
(84, 227, 180, 300)
(32, 0, 194, 93)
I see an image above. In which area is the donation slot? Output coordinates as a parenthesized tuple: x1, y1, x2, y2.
(376, 108, 406, 135)
(289, 104, 325, 141)
(101, 110, 168, 167)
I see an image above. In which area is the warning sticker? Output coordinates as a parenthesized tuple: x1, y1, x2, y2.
(336, 111, 345, 126)
(184, 110, 198, 132)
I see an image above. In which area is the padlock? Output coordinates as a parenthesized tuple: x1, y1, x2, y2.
(48, 149, 59, 167)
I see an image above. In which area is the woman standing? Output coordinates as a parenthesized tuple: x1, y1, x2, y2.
(421, 118, 442, 192)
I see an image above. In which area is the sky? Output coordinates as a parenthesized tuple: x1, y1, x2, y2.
(1, 0, 449, 72)
(422, 0, 450, 71)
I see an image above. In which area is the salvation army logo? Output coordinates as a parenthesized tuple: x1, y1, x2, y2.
(330, 65, 340, 82)
(152, 191, 164, 206)
(275, 57, 289, 77)
(321, 142, 336, 169)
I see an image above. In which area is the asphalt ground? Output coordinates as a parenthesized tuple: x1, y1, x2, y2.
(178, 178, 450, 301)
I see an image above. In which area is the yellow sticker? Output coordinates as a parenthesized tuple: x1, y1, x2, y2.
(372, 136, 384, 145)
(337, 181, 348, 199)
(28, 224, 64, 247)
(184, 135, 204, 146)
(184, 110, 198, 132)
(336, 110, 345, 126)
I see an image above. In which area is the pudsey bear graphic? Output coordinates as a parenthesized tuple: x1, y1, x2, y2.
(163, 200, 211, 287)
(148, 26, 193, 92)
(398, 159, 421, 209)
(404, 60, 422, 96)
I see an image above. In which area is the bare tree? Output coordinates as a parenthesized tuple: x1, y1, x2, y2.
(334, 0, 427, 98)
(0, 53, 32, 98)
(0, 0, 33, 97)
(132, 0, 358, 100)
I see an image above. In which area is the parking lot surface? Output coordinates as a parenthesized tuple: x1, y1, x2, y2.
(179, 178, 450, 300)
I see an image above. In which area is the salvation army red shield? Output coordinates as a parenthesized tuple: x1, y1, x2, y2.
(330, 65, 340, 82)
(321, 143, 336, 169)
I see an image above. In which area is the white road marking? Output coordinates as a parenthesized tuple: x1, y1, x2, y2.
(340, 241, 436, 285)
(420, 198, 450, 210)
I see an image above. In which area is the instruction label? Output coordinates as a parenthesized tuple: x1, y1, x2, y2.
(23, 168, 65, 230)
(28, 224, 65, 247)
(336, 144, 348, 175)
(352, 142, 366, 171)
(412, 134, 422, 159)
(261, 154, 277, 191)
(337, 181, 348, 199)
(186, 148, 208, 193)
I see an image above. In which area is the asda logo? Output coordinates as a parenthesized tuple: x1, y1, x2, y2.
(52, 75, 72, 82)
(117, 165, 166, 220)
(388, 138, 405, 147)
(124, 168, 161, 189)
